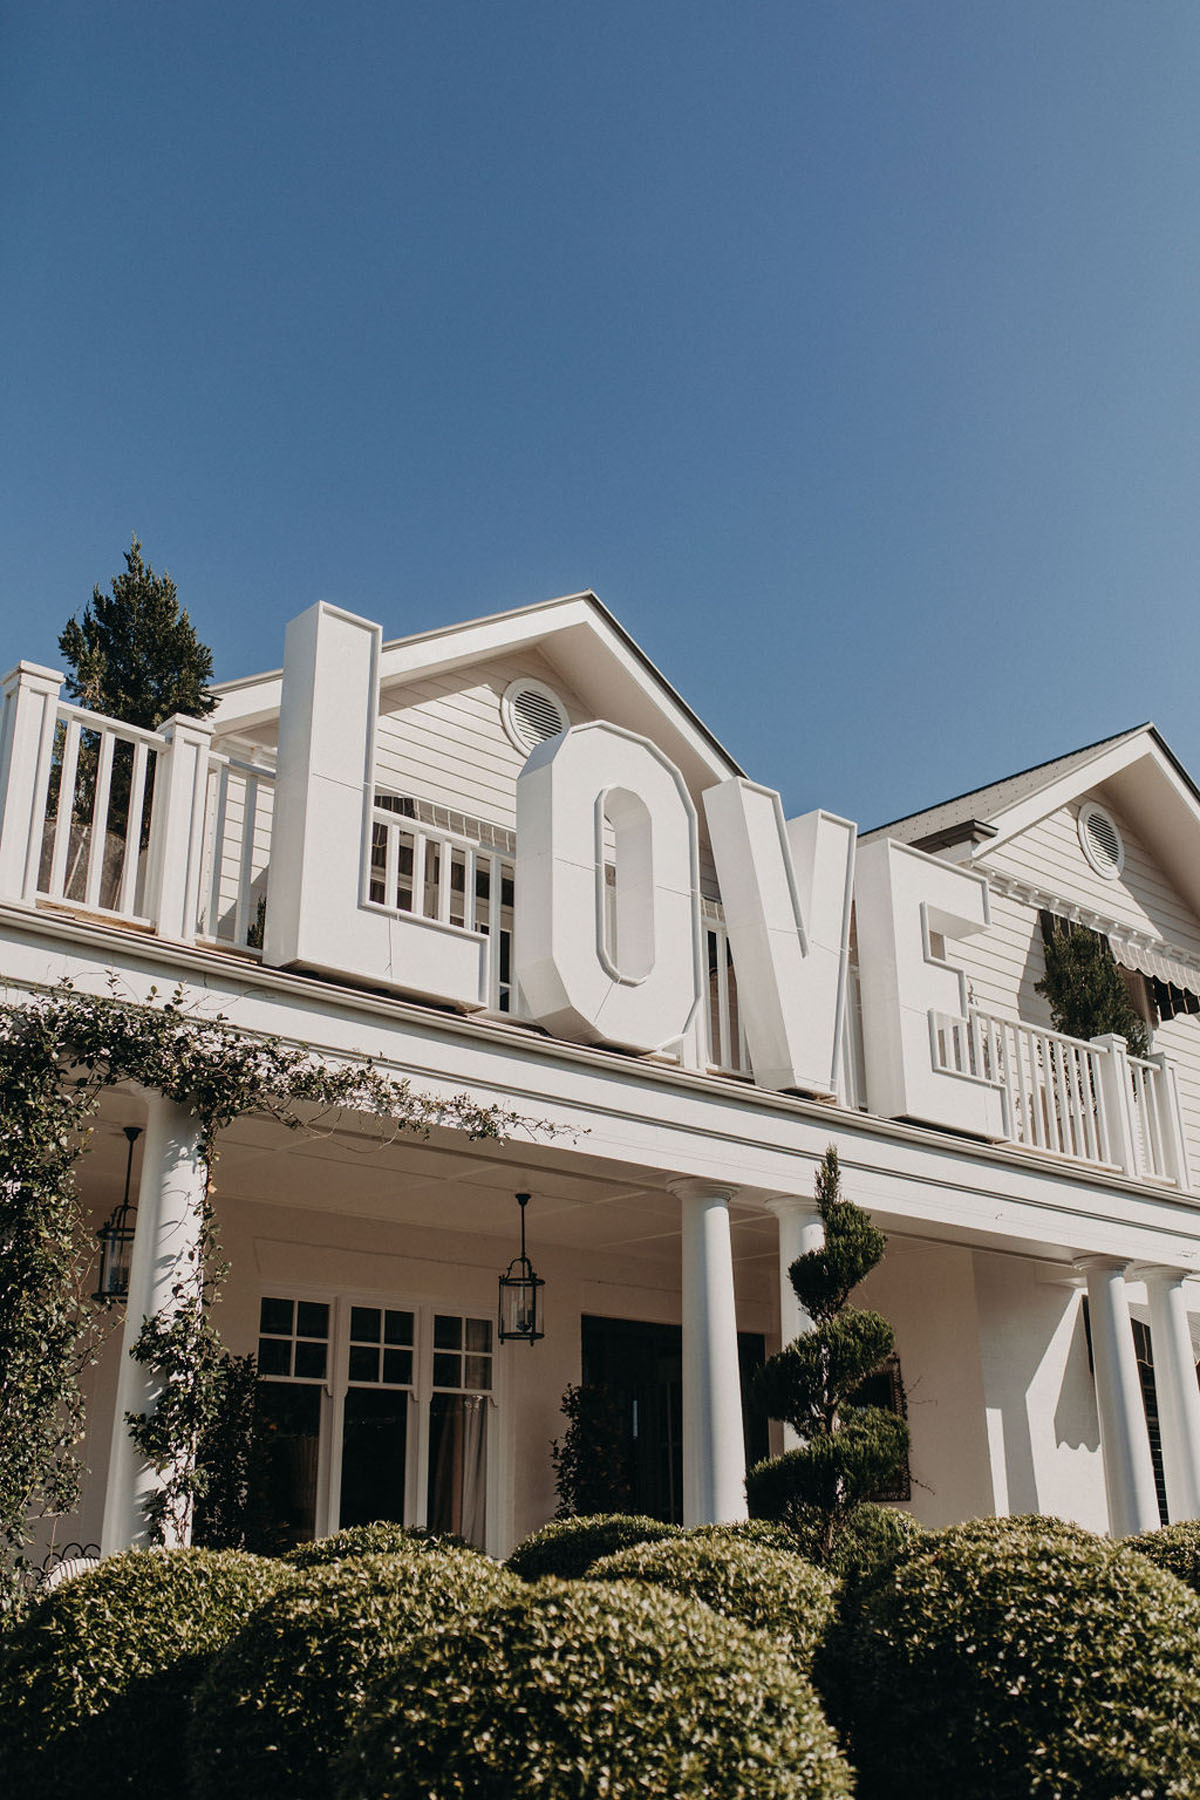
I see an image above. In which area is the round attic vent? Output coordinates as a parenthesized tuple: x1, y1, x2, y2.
(1078, 802, 1124, 879)
(502, 679, 569, 754)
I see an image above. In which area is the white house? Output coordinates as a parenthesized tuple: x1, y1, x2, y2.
(5, 592, 1200, 1562)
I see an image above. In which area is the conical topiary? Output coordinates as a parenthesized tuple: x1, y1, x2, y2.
(746, 1147, 909, 1560)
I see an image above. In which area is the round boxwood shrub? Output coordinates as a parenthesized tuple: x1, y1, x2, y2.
(823, 1502, 926, 1579)
(284, 1519, 480, 1568)
(1126, 1520, 1200, 1595)
(505, 1512, 681, 1580)
(689, 1518, 805, 1553)
(189, 1546, 517, 1800)
(824, 1515, 1200, 1799)
(589, 1533, 835, 1670)
(337, 1577, 853, 1799)
(0, 1547, 288, 1800)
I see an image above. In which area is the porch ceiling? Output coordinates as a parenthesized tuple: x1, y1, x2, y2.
(81, 1095, 781, 1268)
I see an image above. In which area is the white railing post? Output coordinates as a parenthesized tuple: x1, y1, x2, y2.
(1148, 1054, 1192, 1191)
(0, 663, 63, 903)
(147, 714, 215, 942)
(1091, 1034, 1140, 1180)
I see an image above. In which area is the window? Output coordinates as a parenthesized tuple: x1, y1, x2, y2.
(249, 1295, 496, 1553)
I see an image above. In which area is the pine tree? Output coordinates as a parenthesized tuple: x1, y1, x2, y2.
(59, 535, 216, 730)
(1036, 917, 1149, 1056)
(746, 1147, 909, 1558)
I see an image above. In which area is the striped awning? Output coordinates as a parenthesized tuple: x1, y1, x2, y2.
(1106, 931, 1200, 999)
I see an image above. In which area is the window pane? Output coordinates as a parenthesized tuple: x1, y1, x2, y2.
(339, 1387, 408, 1530)
(434, 1315, 462, 1350)
(384, 1310, 414, 1346)
(382, 1348, 413, 1387)
(464, 1355, 492, 1392)
(257, 1337, 291, 1378)
(465, 1318, 492, 1354)
(260, 1296, 293, 1336)
(246, 1381, 322, 1554)
(296, 1301, 330, 1340)
(433, 1352, 461, 1389)
(350, 1306, 381, 1343)
(427, 1392, 488, 1548)
(348, 1345, 380, 1384)
(293, 1340, 328, 1380)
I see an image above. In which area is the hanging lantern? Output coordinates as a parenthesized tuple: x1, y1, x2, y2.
(93, 1125, 142, 1305)
(498, 1192, 545, 1343)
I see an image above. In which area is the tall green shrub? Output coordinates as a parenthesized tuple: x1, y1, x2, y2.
(550, 1382, 633, 1516)
(1036, 916, 1149, 1055)
(746, 1148, 908, 1558)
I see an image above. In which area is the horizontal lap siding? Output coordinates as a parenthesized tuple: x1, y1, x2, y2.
(981, 795, 1200, 1183)
(951, 888, 1051, 1029)
(375, 653, 588, 832)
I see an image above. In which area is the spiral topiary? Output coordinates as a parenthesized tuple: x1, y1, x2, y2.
(336, 1577, 853, 1799)
(505, 1511, 681, 1580)
(0, 1547, 289, 1800)
(1126, 1520, 1200, 1595)
(188, 1547, 516, 1800)
(589, 1533, 835, 1670)
(822, 1514, 1200, 1798)
(284, 1518, 480, 1568)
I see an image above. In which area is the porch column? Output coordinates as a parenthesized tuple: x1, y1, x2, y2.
(1079, 1256, 1160, 1535)
(671, 1180, 748, 1526)
(101, 1093, 208, 1555)
(765, 1197, 823, 1449)
(1144, 1267, 1200, 1521)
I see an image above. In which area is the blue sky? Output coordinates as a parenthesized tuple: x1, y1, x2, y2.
(4, 3, 1200, 829)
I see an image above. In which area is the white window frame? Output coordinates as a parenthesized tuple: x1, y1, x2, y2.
(255, 1286, 507, 1556)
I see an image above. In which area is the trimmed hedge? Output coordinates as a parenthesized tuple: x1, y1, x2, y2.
(337, 1577, 854, 1799)
(189, 1547, 516, 1800)
(689, 1518, 804, 1553)
(1126, 1520, 1200, 1595)
(823, 1515, 1200, 1799)
(823, 1502, 926, 1579)
(0, 1547, 288, 1800)
(589, 1534, 835, 1670)
(506, 1512, 681, 1581)
(284, 1519, 479, 1568)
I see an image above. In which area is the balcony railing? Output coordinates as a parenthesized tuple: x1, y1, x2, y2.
(931, 1006, 1189, 1186)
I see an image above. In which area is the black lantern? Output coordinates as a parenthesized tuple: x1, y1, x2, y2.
(498, 1192, 544, 1343)
(93, 1126, 142, 1305)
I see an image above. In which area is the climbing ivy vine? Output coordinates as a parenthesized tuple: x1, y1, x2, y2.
(0, 980, 536, 1606)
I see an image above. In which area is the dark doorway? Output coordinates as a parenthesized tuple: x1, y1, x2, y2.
(581, 1315, 768, 1524)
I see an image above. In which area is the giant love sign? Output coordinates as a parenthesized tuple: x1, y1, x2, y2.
(267, 602, 1002, 1131)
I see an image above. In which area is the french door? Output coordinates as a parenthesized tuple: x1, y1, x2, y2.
(249, 1292, 497, 1552)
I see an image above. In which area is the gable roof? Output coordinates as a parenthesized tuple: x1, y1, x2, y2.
(863, 723, 1200, 925)
(212, 590, 745, 794)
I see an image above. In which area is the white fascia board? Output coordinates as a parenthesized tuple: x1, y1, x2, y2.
(377, 593, 743, 789)
(7, 903, 1200, 1269)
(968, 733, 1194, 857)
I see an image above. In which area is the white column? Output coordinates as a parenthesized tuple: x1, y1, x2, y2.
(1080, 1256, 1160, 1535)
(147, 713, 215, 942)
(1144, 1266, 1200, 1522)
(101, 1093, 208, 1555)
(765, 1197, 823, 1450)
(1091, 1035, 1140, 1179)
(0, 662, 63, 902)
(672, 1179, 748, 1526)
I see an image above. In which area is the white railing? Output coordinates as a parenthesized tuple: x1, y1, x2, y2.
(37, 703, 164, 923)
(367, 800, 514, 1012)
(198, 749, 275, 952)
(703, 901, 751, 1076)
(931, 1007, 1184, 1184)
(1128, 1054, 1175, 1185)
